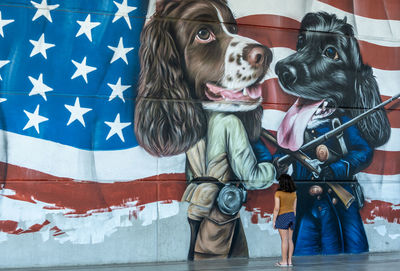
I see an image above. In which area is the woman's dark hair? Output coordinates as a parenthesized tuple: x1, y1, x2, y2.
(277, 174, 296, 192)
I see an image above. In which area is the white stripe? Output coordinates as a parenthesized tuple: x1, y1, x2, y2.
(227, 0, 400, 47)
(0, 190, 181, 244)
(372, 68, 400, 97)
(228, 0, 310, 23)
(311, 1, 400, 47)
(146, 0, 157, 22)
(148, 0, 400, 47)
(357, 172, 400, 204)
(377, 128, 400, 152)
(0, 130, 185, 182)
(262, 109, 285, 131)
(266, 47, 400, 97)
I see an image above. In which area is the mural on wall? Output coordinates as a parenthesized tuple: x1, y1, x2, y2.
(135, 0, 400, 258)
(0, 0, 399, 263)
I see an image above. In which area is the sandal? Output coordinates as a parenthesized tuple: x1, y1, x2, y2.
(275, 262, 287, 267)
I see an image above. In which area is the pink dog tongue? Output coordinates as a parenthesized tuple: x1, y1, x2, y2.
(206, 83, 262, 101)
(277, 98, 324, 151)
(245, 85, 262, 99)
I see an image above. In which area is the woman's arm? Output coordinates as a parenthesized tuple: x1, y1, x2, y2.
(272, 195, 280, 229)
(293, 197, 297, 217)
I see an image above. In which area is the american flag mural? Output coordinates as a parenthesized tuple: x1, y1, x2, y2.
(0, 0, 399, 264)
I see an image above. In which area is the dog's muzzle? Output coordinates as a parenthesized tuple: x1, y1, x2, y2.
(275, 62, 297, 88)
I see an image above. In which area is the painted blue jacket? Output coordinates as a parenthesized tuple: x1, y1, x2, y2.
(252, 113, 374, 180)
(252, 113, 373, 254)
(292, 114, 373, 180)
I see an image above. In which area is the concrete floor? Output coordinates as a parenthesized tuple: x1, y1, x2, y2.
(1, 252, 399, 271)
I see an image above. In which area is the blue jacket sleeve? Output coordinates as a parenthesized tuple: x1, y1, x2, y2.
(251, 138, 273, 163)
(328, 116, 373, 180)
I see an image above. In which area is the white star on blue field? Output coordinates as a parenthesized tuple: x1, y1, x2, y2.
(0, 0, 148, 150)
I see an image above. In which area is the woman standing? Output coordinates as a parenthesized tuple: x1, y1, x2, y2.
(273, 174, 297, 267)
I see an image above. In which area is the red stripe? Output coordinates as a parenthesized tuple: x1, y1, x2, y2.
(1, 162, 399, 236)
(383, 95, 400, 129)
(359, 41, 400, 71)
(0, 221, 18, 234)
(320, 0, 400, 21)
(237, 15, 299, 49)
(0, 220, 50, 234)
(3, 163, 186, 215)
(244, 184, 278, 224)
(387, 109, 400, 129)
(238, 15, 400, 70)
(362, 150, 400, 175)
(6, 151, 400, 213)
(262, 79, 400, 129)
(261, 78, 296, 111)
(360, 200, 400, 224)
(245, 186, 400, 225)
(5, 153, 400, 201)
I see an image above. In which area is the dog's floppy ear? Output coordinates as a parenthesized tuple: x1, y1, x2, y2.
(134, 15, 206, 156)
(234, 106, 263, 143)
(352, 64, 391, 148)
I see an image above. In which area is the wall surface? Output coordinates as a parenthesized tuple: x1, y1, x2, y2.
(0, 0, 399, 268)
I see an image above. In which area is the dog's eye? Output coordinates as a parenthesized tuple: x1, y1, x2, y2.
(195, 28, 215, 43)
(229, 24, 238, 34)
(324, 47, 340, 60)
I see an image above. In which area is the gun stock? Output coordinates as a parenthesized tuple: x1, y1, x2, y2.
(328, 183, 354, 209)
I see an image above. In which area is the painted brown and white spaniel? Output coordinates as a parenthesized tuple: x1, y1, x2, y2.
(134, 0, 272, 156)
(134, 0, 275, 260)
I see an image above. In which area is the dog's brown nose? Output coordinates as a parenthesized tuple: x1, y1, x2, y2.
(243, 45, 271, 68)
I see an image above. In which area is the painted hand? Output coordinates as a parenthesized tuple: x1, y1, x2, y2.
(319, 166, 335, 180)
(273, 157, 289, 176)
(305, 158, 323, 178)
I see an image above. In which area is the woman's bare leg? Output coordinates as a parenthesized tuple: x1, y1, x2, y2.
(278, 229, 289, 265)
(288, 228, 294, 265)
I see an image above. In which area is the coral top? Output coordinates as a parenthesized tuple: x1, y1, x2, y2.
(275, 191, 297, 215)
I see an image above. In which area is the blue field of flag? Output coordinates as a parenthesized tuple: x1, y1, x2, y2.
(0, 0, 148, 150)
